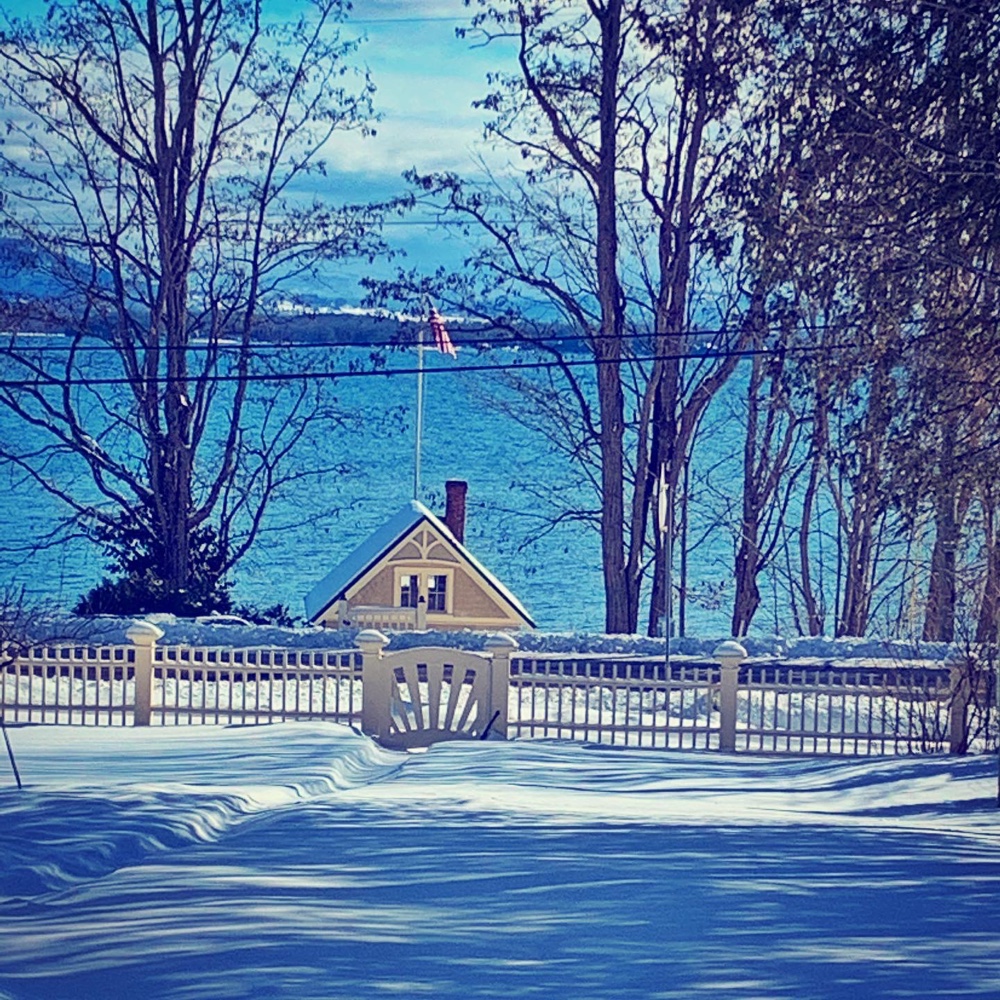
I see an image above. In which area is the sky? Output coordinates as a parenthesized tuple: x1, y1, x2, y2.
(331, 2, 504, 178)
(4, 0, 516, 304)
(1, 723, 999, 998)
(289, 0, 518, 302)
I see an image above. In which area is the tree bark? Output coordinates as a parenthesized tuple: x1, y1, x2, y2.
(593, 0, 629, 633)
(975, 494, 1000, 644)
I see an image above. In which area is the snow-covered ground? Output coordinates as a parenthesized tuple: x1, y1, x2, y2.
(1, 723, 998, 999)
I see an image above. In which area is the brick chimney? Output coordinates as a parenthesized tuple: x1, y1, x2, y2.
(444, 480, 468, 544)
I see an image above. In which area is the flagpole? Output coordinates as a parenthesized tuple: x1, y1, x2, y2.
(659, 462, 672, 673)
(414, 302, 456, 501)
(665, 491, 673, 671)
(414, 322, 424, 500)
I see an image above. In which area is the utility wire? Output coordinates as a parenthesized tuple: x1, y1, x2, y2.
(1, 328, 706, 353)
(0, 318, 919, 355)
(15, 218, 511, 227)
(0, 342, 857, 390)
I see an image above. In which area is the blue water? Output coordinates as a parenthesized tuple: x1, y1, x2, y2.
(246, 347, 617, 630)
(0, 338, 776, 633)
(0, 344, 654, 631)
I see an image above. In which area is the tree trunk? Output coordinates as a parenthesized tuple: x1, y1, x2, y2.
(732, 352, 764, 637)
(922, 411, 962, 643)
(839, 511, 876, 637)
(731, 529, 762, 637)
(832, 350, 893, 637)
(798, 445, 825, 636)
(594, 0, 630, 634)
(976, 495, 1000, 644)
(922, 526, 957, 643)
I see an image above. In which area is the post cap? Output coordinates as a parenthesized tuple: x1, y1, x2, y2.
(356, 628, 389, 652)
(484, 632, 519, 652)
(125, 619, 164, 645)
(713, 639, 748, 662)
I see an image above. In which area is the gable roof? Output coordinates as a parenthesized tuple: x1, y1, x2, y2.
(304, 500, 534, 627)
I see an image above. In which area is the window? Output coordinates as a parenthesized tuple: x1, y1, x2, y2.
(399, 574, 420, 608)
(394, 569, 452, 614)
(427, 574, 448, 612)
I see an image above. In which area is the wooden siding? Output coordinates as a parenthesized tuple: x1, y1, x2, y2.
(348, 567, 394, 607)
(451, 566, 510, 621)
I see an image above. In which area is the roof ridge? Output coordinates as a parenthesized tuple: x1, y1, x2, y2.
(303, 500, 533, 627)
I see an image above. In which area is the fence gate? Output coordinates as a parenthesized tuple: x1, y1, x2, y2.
(356, 631, 517, 750)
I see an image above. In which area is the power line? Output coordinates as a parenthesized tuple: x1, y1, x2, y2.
(1, 328, 694, 354)
(0, 341, 858, 390)
(10, 217, 509, 227)
(0, 318, 919, 356)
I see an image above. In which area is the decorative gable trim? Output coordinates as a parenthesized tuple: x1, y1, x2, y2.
(303, 500, 534, 627)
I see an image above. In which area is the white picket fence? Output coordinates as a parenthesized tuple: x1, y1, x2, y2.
(1, 625, 995, 755)
(508, 654, 989, 754)
(1, 625, 362, 728)
(1, 641, 136, 726)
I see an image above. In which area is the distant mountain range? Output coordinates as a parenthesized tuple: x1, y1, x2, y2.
(0, 237, 86, 301)
(0, 238, 459, 346)
(0, 238, 597, 350)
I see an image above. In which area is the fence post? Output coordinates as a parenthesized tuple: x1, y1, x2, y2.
(484, 633, 518, 739)
(357, 629, 390, 741)
(995, 655, 1000, 808)
(713, 640, 747, 752)
(126, 620, 164, 726)
(947, 650, 973, 755)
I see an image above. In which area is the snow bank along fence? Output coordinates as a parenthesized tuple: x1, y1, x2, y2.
(1, 624, 995, 754)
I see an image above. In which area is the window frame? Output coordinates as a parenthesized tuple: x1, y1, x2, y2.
(427, 573, 449, 613)
(392, 567, 454, 615)
(398, 572, 420, 608)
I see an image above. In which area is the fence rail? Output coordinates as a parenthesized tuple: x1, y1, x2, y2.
(1, 642, 136, 725)
(505, 654, 997, 754)
(735, 660, 960, 754)
(510, 656, 720, 749)
(344, 605, 422, 631)
(0, 637, 362, 728)
(1, 629, 996, 755)
(154, 646, 362, 726)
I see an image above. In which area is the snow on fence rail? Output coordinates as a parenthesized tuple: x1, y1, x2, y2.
(1, 627, 995, 755)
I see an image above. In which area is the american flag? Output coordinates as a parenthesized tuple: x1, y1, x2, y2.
(429, 306, 457, 358)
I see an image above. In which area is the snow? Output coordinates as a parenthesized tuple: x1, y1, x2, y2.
(302, 501, 431, 623)
(1, 724, 998, 999)
(34, 614, 958, 665)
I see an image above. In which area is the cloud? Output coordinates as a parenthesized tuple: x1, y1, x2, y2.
(326, 0, 516, 178)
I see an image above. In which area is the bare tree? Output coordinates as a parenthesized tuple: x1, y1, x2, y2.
(752, 0, 1000, 639)
(380, 0, 772, 634)
(729, 341, 803, 636)
(0, 0, 387, 613)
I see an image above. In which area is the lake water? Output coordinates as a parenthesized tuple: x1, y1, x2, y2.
(0, 343, 742, 634)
